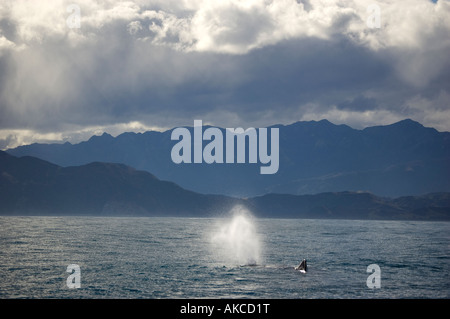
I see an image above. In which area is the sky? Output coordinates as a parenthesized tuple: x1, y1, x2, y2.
(0, 0, 449, 149)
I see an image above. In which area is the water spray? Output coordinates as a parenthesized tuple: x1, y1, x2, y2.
(210, 205, 262, 266)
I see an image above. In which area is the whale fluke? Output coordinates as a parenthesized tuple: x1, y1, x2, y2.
(295, 259, 307, 272)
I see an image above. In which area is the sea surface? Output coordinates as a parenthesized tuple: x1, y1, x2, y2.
(1, 212, 449, 299)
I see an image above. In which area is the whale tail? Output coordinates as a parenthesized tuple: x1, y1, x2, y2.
(296, 259, 307, 272)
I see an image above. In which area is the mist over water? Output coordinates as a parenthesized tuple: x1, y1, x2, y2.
(210, 206, 262, 267)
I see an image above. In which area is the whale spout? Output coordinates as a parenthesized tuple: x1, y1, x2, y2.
(296, 259, 307, 273)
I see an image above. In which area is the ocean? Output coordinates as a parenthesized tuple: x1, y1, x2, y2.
(1, 209, 449, 299)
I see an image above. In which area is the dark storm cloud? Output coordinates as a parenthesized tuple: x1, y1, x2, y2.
(0, 0, 449, 149)
(337, 96, 379, 112)
(53, 36, 393, 128)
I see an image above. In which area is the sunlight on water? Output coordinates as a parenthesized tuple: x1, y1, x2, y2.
(210, 206, 262, 266)
(1, 217, 448, 298)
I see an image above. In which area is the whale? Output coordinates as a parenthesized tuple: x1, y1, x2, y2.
(295, 259, 307, 273)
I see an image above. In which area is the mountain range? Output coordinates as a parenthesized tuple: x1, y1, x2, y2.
(0, 150, 235, 217)
(1, 149, 449, 220)
(6, 119, 450, 198)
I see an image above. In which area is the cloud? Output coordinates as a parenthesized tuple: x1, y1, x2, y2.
(0, 120, 168, 149)
(2, 0, 449, 53)
(0, 0, 449, 149)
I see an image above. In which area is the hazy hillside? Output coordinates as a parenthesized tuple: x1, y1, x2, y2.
(1, 151, 449, 220)
(6, 119, 450, 197)
(0, 151, 237, 216)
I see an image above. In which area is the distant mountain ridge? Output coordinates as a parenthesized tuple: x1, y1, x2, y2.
(6, 119, 450, 198)
(246, 191, 450, 220)
(0, 150, 236, 216)
(1, 151, 449, 220)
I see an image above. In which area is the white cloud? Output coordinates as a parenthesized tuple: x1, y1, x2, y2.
(0, 35, 17, 54)
(2, 0, 448, 54)
(300, 104, 405, 130)
(2, 1, 448, 56)
(127, 20, 142, 34)
(127, 0, 450, 55)
(0, 120, 168, 150)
